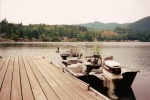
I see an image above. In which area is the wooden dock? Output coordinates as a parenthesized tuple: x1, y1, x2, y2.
(0, 56, 107, 100)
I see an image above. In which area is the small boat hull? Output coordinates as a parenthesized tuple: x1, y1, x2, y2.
(116, 71, 138, 89)
(78, 72, 137, 100)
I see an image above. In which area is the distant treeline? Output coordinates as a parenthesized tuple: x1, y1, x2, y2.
(114, 26, 150, 42)
(0, 19, 150, 42)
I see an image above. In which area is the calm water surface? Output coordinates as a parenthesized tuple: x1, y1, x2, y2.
(0, 42, 150, 100)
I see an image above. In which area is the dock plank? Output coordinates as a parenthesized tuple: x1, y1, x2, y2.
(11, 57, 22, 100)
(19, 57, 34, 100)
(27, 57, 60, 100)
(31, 57, 72, 100)
(33, 57, 84, 100)
(0, 57, 6, 70)
(0, 57, 14, 100)
(23, 57, 47, 100)
(0, 57, 10, 90)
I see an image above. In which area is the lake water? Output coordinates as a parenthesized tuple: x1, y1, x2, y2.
(0, 42, 150, 100)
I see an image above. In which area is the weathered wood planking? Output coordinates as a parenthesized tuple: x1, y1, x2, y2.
(0, 57, 14, 100)
(33, 57, 84, 100)
(11, 57, 22, 100)
(19, 57, 34, 100)
(0, 57, 10, 90)
(0, 56, 106, 100)
(27, 57, 60, 100)
(23, 57, 47, 100)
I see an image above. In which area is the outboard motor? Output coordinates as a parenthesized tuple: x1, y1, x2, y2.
(103, 60, 123, 99)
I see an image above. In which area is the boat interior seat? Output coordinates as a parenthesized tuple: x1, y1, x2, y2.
(71, 53, 83, 57)
(69, 48, 83, 58)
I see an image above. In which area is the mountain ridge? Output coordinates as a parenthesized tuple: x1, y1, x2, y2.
(79, 16, 150, 31)
(128, 16, 150, 31)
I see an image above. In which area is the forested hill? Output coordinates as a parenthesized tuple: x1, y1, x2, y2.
(128, 16, 150, 31)
(79, 16, 150, 31)
(79, 21, 129, 30)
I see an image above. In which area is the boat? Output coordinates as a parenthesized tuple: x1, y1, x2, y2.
(55, 43, 139, 100)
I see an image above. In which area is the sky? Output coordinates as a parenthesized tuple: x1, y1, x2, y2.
(1, 0, 150, 25)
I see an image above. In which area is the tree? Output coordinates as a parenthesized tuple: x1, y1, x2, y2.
(84, 32, 92, 41)
(11, 33, 18, 41)
(77, 33, 84, 41)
